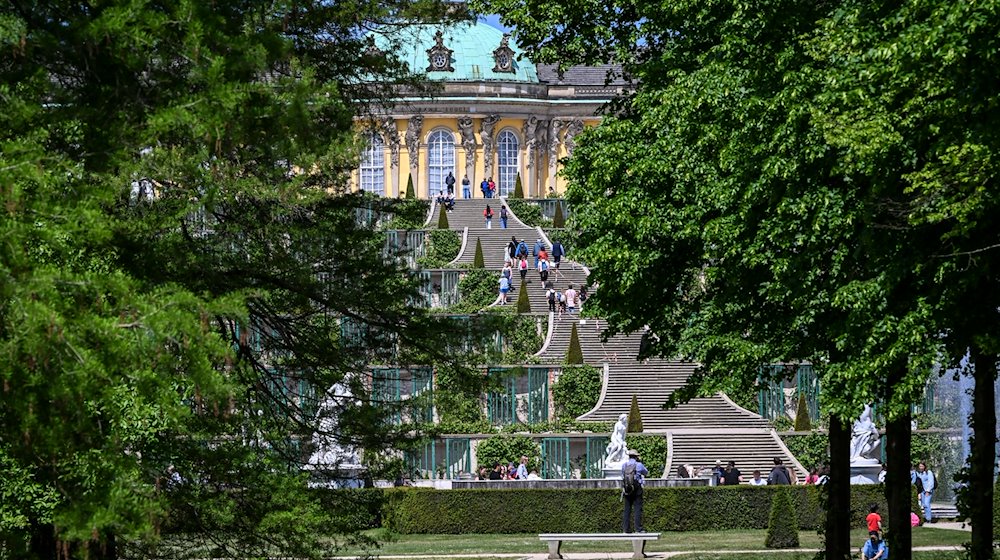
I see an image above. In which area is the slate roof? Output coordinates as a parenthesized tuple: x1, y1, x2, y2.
(535, 63, 629, 87)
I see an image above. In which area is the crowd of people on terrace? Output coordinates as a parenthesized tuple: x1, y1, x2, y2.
(497, 235, 582, 310)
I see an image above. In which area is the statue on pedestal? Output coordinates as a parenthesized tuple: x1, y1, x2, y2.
(604, 413, 628, 468)
(850, 404, 880, 462)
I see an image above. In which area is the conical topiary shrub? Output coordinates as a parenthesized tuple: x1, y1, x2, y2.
(516, 282, 531, 314)
(566, 323, 583, 364)
(473, 238, 485, 269)
(627, 395, 643, 433)
(765, 488, 800, 549)
(552, 202, 565, 228)
(513, 173, 523, 198)
(405, 173, 415, 199)
(437, 206, 450, 229)
(793, 393, 811, 432)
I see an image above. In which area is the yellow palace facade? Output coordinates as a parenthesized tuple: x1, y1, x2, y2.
(353, 22, 625, 199)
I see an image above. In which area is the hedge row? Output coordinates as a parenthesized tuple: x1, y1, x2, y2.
(379, 485, 904, 534)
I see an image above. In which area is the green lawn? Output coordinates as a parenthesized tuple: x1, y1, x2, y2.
(336, 527, 969, 557)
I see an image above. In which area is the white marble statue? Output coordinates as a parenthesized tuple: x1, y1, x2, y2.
(308, 383, 360, 469)
(850, 404, 880, 462)
(604, 413, 628, 468)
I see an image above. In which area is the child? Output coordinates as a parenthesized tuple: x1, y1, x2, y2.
(866, 504, 882, 534)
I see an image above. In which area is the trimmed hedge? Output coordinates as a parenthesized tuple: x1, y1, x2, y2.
(765, 488, 799, 548)
(381, 485, 896, 534)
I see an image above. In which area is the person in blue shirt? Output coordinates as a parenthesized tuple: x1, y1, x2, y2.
(861, 531, 888, 560)
(915, 462, 936, 523)
(516, 455, 528, 480)
(621, 449, 649, 533)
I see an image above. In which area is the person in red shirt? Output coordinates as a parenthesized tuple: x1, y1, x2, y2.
(866, 504, 883, 533)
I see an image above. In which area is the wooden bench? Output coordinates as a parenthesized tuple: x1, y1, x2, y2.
(538, 533, 661, 559)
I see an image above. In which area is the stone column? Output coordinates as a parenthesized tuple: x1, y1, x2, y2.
(480, 114, 500, 191)
(563, 119, 584, 156)
(534, 119, 549, 197)
(522, 116, 539, 196)
(382, 117, 401, 197)
(458, 116, 476, 187)
(547, 119, 565, 196)
(405, 115, 423, 195)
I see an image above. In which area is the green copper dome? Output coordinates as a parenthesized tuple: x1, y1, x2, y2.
(376, 22, 538, 83)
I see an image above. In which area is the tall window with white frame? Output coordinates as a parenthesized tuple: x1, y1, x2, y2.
(497, 130, 519, 197)
(359, 133, 385, 196)
(427, 129, 455, 198)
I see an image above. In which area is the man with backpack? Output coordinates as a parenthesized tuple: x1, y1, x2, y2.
(621, 449, 649, 533)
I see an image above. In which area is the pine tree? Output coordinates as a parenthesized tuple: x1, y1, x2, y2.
(473, 238, 485, 268)
(552, 202, 565, 228)
(794, 393, 812, 432)
(513, 173, 524, 198)
(437, 206, 450, 229)
(566, 323, 584, 364)
(627, 395, 643, 432)
(516, 282, 531, 314)
(765, 489, 800, 548)
(405, 173, 415, 199)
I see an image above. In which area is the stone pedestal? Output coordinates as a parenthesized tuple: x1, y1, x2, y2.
(603, 465, 624, 479)
(850, 460, 882, 484)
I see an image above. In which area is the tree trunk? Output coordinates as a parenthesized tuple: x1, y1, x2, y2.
(29, 524, 57, 560)
(884, 404, 912, 560)
(968, 349, 996, 560)
(826, 415, 852, 560)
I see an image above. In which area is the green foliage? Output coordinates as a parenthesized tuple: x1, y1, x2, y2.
(624, 434, 667, 476)
(0, 1, 478, 555)
(515, 282, 531, 313)
(506, 199, 545, 227)
(387, 199, 431, 230)
(793, 394, 812, 432)
(383, 484, 893, 534)
(551, 365, 603, 420)
(566, 323, 584, 364)
(780, 433, 829, 472)
(437, 206, 450, 229)
(405, 174, 415, 199)
(434, 365, 488, 426)
(473, 238, 485, 269)
(501, 316, 544, 363)
(627, 395, 644, 433)
(417, 229, 462, 268)
(475, 435, 540, 471)
(552, 202, 565, 228)
(765, 489, 800, 549)
(445, 268, 496, 314)
(513, 174, 524, 198)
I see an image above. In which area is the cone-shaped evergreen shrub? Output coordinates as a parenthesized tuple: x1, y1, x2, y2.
(765, 488, 800, 549)
(516, 282, 531, 314)
(473, 238, 485, 269)
(566, 323, 583, 364)
(405, 174, 415, 199)
(552, 202, 565, 228)
(437, 206, 450, 229)
(627, 395, 643, 433)
(513, 173, 523, 198)
(793, 393, 811, 431)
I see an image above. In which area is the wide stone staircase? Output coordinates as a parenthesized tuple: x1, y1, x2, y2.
(432, 198, 589, 312)
(433, 199, 805, 480)
(538, 316, 806, 480)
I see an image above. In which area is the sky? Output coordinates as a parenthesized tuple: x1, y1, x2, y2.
(480, 14, 512, 33)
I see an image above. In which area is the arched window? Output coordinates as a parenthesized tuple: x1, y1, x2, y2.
(497, 130, 519, 197)
(427, 129, 455, 197)
(359, 133, 385, 196)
